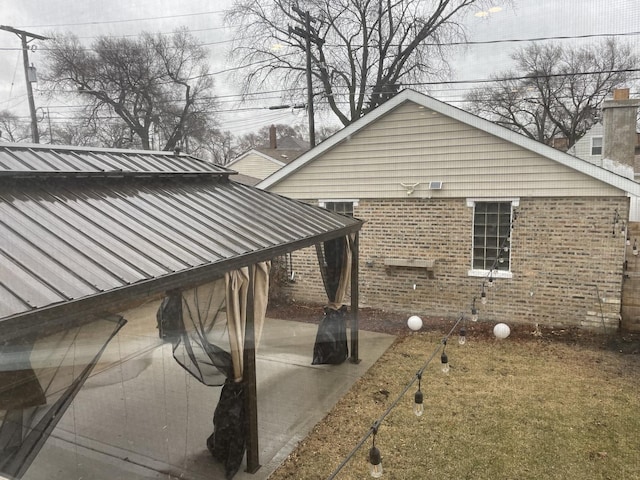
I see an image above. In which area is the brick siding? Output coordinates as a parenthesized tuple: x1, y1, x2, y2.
(281, 196, 628, 330)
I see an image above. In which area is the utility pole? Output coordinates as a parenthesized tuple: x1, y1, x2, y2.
(0, 25, 49, 144)
(289, 7, 324, 148)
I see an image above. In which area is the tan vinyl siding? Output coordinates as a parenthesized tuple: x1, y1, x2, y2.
(230, 153, 283, 180)
(270, 102, 622, 199)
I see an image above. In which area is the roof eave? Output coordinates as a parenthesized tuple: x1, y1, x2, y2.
(0, 220, 363, 336)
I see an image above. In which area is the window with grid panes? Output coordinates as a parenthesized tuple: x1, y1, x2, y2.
(591, 136, 603, 155)
(323, 201, 354, 217)
(472, 201, 512, 271)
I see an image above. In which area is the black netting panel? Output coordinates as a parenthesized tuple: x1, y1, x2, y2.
(0, 315, 126, 479)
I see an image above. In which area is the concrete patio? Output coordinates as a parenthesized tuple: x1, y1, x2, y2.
(21, 300, 395, 480)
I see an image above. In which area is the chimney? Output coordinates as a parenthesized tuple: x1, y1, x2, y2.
(552, 136, 569, 151)
(602, 88, 640, 177)
(269, 124, 277, 149)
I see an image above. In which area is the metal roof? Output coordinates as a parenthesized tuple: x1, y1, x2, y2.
(0, 142, 230, 176)
(0, 143, 362, 333)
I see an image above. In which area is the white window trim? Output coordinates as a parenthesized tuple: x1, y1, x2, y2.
(318, 199, 360, 208)
(468, 269, 513, 279)
(466, 198, 518, 279)
(591, 136, 603, 156)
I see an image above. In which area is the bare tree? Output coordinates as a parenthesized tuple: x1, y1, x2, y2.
(190, 129, 237, 165)
(226, 0, 497, 126)
(466, 39, 638, 146)
(0, 110, 31, 142)
(43, 28, 218, 151)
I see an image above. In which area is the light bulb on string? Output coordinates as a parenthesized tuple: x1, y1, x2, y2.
(487, 274, 494, 288)
(440, 340, 449, 374)
(413, 373, 424, 417)
(634, 239, 638, 256)
(441, 351, 449, 374)
(480, 284, 487, 305)
(458, 325, 467, 345)
(369, 427, 383, 478)
(613, 209, 622, 236)
(471, 298, 478, 322)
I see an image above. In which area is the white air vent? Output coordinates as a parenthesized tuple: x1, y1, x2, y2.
(429, 181, 443, 190)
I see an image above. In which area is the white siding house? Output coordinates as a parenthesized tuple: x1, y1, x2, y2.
(568, 122, 604, 167)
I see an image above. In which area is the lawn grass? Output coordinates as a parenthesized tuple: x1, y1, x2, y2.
(269, 330, 640, 480)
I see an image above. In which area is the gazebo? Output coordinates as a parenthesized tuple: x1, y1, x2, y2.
(0, 143, 362, 479)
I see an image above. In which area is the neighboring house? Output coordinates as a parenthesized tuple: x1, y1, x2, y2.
(568, 90, 640, 222)
(258, 88, 640, 331)
(569, 122, 640, 178)
(227, 126, 308, 183)
(567, 122, 604, 166)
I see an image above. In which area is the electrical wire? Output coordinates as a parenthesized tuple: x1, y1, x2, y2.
(17, 9, 226, 29)
(2, 30, 639, 53)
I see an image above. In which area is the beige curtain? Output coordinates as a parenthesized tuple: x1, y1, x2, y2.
(225, 261, 271, 382)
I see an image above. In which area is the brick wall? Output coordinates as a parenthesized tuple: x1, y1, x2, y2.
(281, 196, 628, 330)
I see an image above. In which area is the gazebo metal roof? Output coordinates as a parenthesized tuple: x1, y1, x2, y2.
(0, 142, 363, 479)
(0, 143, 362, 333)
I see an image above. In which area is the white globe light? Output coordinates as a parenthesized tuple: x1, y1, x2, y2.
(407, 315, 423, 331)
(493, 323, 511, 339)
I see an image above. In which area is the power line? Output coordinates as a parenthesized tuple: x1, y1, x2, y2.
(35, 65, 640, 95)
(423, 30, 640, 46)
(2, 30, 640, 53)
(17, 10, 225, 29)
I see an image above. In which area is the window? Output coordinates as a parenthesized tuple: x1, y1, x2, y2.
(591, 136, 603, 155)
(468, 199, 517, 277)
(319, 200, 357, 217)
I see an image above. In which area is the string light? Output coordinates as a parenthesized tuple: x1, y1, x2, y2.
(634, 239, 638, 256)
(322, 204, 619, 477)
(458, 325, 467, 345)
(613, 209, 626, 237)
(368, 425, 383, 478)
(470, 298, 479, 322)
(325, 315, 464, 479)
(440, 340, 450, 374)
(413, 374, 424, 417)
(326, 207, 524, 478)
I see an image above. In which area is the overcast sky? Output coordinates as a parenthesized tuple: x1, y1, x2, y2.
(0, 0, 638, 138)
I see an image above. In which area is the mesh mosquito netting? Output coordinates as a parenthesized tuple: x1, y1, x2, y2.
(0, 315, 126, 479)
(156, 262, 270, 479)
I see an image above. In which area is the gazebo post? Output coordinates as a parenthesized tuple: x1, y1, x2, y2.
(350, 232, 361, 364)
(244, 267, 261, 473)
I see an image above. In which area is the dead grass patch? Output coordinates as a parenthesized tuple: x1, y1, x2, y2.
(269, 327, 640, 480)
